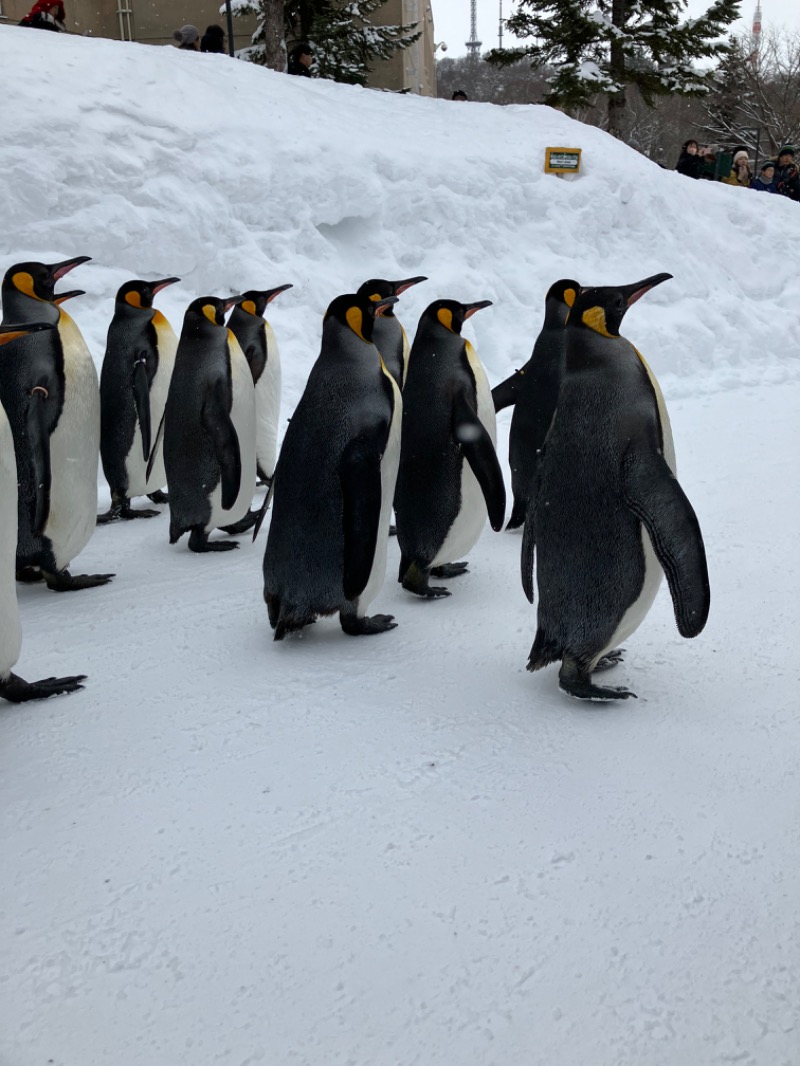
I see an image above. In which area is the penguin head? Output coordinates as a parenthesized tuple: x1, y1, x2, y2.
(545, 279, 581, 310)
(323, 293, 398, 344)
(2, 256, 91, 304)
(237, 284, 293, 319)
(184, 296, 240, 329)
(0, 322, 56, 346)
(574, 273, 672, 338)
(424, 299, 493, 335)
(356, 276, 428, 315)
(116, 277, 180, 312)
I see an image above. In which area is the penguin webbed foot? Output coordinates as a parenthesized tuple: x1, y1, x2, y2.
(400, 560, 451, 599)
(97, 501, 160, 523)
(218, 509, 260, 535)
(595, 648, 626, 672)
(43, 570, 115, 592)
(188, 528, 239, 552)
(340, 612, 397, 636)
(558, 659, 637, 702)
(147, 490, 169, 504)
(430, 561, 469, 579)
(0, 671, 87, 703)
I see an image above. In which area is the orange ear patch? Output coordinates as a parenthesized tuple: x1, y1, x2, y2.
(437, 308, 454, 332)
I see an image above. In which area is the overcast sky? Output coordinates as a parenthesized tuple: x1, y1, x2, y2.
(431, 0, 800, 60)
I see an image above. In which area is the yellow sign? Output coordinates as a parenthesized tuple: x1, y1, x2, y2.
(545, 147, 582, 174)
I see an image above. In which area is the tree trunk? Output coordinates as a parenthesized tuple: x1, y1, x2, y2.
(262, 0, 286, 72)
(607, 0, 627, 138)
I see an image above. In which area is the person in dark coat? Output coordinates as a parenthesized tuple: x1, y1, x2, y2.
(19, 0, 66, 31)
(676, 139, 703, 179)
(750, 161, 777, 193)
(288, 42, 313, 76)
(774, 146, 800, 201)
(201, 24, 226, 53)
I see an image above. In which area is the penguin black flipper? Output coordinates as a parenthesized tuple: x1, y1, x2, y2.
(451, 387, 506, 531)
(26, 386, 52, 536)
(521, 500, 536, 605)
(340, 431, 386, 602)
(146, 410, 166, 483)
(622, 446, 710, 638)
(132, 352, 152, 461)
(201, 378, 242, 512)
(491, 370, 523, 412)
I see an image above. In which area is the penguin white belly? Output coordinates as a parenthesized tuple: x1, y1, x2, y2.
(0, 406, 22, 678)
(143, 314, 178, 495)
(598, 355, 676, 664)
(357, 378, 402, 615)
(45, 311, 99, 570)
(431, 349, 496, 568)
(206, 338, 256, 531)
(255, 323, 281, 481)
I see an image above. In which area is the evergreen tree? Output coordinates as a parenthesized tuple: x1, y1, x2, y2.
(231, 0, 420, 86)
(487, 0, 742, 138)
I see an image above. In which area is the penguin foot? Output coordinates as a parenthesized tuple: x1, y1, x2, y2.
(0, 671, 87, 703)
(97, 504, 160, 523)
(188, 528, 240, 552)
(595, 648, 626, 672)
(430, 561, 469, 579)
(557, 657, 636, 701)
(218, 509, 260, 535)
(340, 612, 397, 636)
(147, 490, 169, 504)
(16, 566, 44, 583)
(43, 570, 115, 592)
(400, 561, 451, 599)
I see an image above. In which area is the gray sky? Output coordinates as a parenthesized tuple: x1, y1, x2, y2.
(431, 0, 800, 60)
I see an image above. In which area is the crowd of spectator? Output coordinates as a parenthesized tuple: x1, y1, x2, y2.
(676, 139, 800, 201)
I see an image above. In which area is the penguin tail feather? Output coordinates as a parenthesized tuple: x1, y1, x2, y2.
(269, 598, 317, 641)
(526, 629, 563, 672)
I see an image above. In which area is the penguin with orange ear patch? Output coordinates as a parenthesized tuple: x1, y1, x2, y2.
(523, 273, 710, 701)
(160, 297, 256, 553)
(355, 276, 427, 388)
(394, 299, 506, 599)
(492, 278, 580, 530)
(263, 292, 402, 639)
(0, 257, 113, 591)
(98, 277, 180, 522)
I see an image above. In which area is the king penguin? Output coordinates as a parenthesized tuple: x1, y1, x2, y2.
(355, 276, 427, 388)
(0, 258, 113, 591)
(0, 324, 86, 702)
(394, 299, 506, 598)
(522, 273, 710, 701)
(98, 276, 180, 521)
(491, 279, 580, 529)
(262, 292, 402, 639)
(226, 284, 292, 486)
(159, 296, 257, 552)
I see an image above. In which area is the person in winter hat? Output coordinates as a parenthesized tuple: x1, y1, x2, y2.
(774, 146, 800, 201)
(172, 24, 201, 50)
(19, 0, 66, 31)
(750, 161, 777, 193)
(729, 149, 753, 187)
(288, 42, 313, 76)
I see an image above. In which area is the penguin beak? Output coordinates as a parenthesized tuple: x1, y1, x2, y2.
(49, 256, 92, 281)
(224, 296, 244, 314)
(462, 300, 493, 320)
(264, 284, 293, 304)
(0, 322, 56, 345)
(150, 277, 180, 296)
(621, 273, 673, 308)
(373, 296, 398, 318)
(391, 276, 428, 296)
(54, 290, 85, 305)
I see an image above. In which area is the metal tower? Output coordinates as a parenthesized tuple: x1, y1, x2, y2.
(466, 0, 482, 57)
(750, 1, 762, 71)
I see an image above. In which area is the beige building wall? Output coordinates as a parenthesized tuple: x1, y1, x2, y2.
(1, 0, 434, 92)
(367, 0, 436, 96)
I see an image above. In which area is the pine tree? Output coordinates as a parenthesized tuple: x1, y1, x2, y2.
(487, 0, 742, 138)
(231, 0, 421, 86)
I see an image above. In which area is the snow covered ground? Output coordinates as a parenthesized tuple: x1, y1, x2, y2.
(1, 27, 799, 1066)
